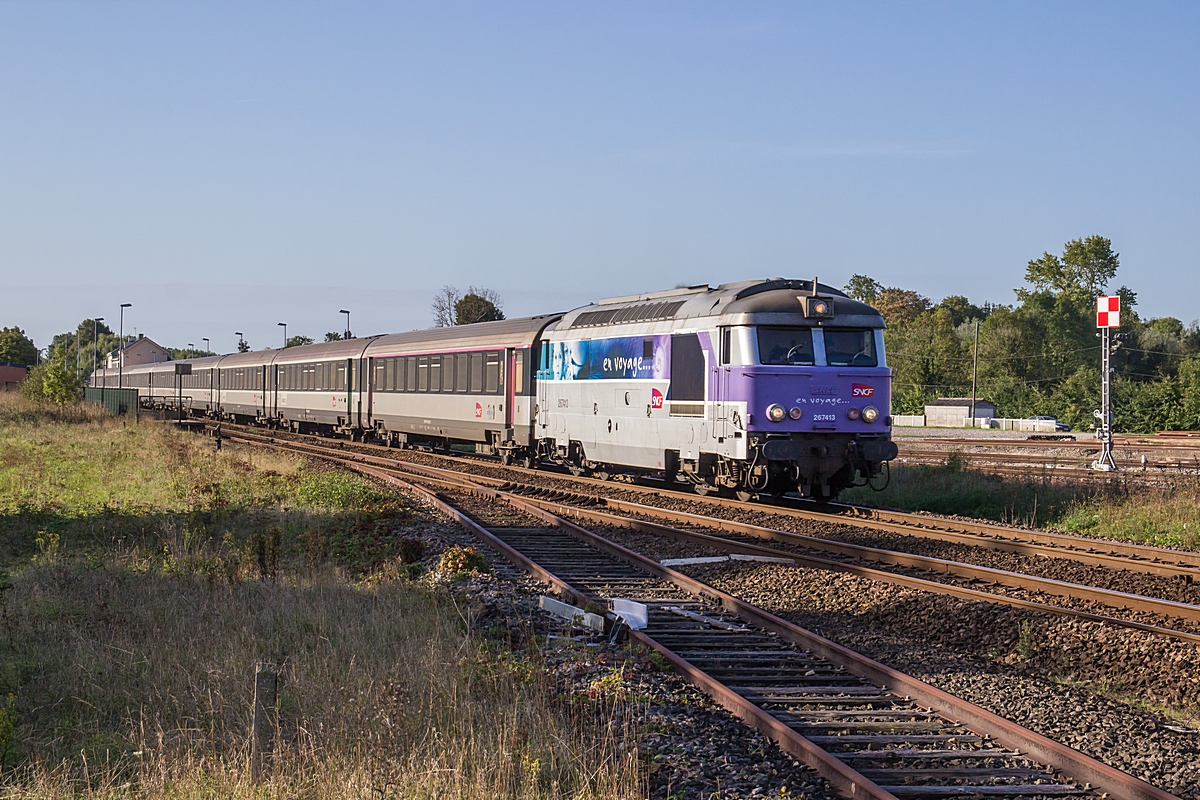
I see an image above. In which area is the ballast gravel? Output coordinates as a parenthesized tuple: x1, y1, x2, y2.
(394, 491, 836, 800)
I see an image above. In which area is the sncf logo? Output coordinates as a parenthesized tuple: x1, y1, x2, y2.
(651, 388, 664, 409)
(851, 383, 875, 398)
(475, 403, 483, 418)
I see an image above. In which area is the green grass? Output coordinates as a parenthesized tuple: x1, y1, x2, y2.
(0, 395, 644, 798)
(841, 459, 1200, 550)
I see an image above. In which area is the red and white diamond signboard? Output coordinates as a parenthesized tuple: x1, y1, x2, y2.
(1096, 296, 1120, 328)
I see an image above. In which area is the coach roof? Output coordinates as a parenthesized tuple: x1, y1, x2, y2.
(364, 315, 561, 357)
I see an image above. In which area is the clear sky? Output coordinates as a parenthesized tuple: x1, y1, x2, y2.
(2, 2, 1198, 353)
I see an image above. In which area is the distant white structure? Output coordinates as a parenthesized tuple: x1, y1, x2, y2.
(924, 398, 997, 427)
(107, 334, 168, 369)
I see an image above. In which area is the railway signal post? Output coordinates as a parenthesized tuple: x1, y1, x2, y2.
(1092, 295, 1120, 471)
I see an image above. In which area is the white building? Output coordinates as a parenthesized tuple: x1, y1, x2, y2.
(924, 397, 997, 427)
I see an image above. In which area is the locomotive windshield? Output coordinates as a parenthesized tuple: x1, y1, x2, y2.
(757, 327, 815, 365)
(824, 329, 878, 367)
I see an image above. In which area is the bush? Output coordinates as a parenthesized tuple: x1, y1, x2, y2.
(438, 546, 488, 574)
(18, 360, 81, 406)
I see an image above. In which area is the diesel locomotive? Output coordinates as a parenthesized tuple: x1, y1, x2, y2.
(91, 278, 898, 498)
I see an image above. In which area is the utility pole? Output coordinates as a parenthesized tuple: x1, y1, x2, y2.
(93, 317, 103, 384)
(1092, 296, 1121, 471)
(969, 319, 979, 425)
(118, 303, 131, 389)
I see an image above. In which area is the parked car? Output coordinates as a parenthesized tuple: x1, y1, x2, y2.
(1028, 415, 1071, 432)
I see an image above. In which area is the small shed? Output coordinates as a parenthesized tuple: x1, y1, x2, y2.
(924, 397, 996, 427)
(0, 362, 28, 390)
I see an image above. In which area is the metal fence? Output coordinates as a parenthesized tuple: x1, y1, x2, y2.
(83, 387, 139, 419)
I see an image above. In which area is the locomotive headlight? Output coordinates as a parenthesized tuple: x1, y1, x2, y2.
(847, 407, 860, 421)
(788, 406, 802, 420)
(766, 404, 786, 423)
(863, 405, 879, 423)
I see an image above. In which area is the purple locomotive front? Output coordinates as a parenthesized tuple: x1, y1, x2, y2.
(535, 278, 898, 499)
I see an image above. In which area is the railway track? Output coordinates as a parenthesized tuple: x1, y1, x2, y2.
(231, 431, 1179, 800)
(205, 419, 1200, 576)
(208, 425, 1200, 642)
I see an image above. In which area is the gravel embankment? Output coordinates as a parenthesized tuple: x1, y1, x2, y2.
(396, 488, 836, 800)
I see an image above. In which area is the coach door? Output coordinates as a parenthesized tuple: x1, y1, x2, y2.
(505, 349, 516, 433)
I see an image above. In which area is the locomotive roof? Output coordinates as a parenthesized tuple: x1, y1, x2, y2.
(363, 315, 561, 356)
(561, 278, 886, 330)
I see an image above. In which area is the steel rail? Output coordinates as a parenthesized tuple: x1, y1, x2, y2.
(227, 429, 1180, 800)
(221, 430, 1200, 630)
(585, 496, 1200, 626)
(213, 423, 1200, 576)
(503, 493, 1200, 646)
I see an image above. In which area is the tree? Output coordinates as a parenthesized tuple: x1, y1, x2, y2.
(0, 326, 37, 366)
(844, 274, 882, 304)
(937, 296, 989, 327)
(432, 285, 462, 327)
(873, 288, 931, 327)
(238, 338, 251, 353)
(1022, 235, 1120, 303)
(286, 335, 314, 348)
(324, 332, 343, 342)
(454, 287, 505, 325)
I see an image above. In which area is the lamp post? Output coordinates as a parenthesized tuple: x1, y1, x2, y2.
(278, 322, 287, 348)
(202, 337, 210, 355)
(118, 303, 131, 389)
(235, 332, 244, 352)
(340, 309, 351, 340)
(93, 317, 104, 387)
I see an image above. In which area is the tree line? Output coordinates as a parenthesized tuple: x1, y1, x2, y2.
(849, 235, 1200, 433)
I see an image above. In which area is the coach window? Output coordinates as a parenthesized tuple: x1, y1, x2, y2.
(719, 328, 731, 366)
(417, 356, 429, 392)
(430, 356, 443, 392)
(336, 363, 346, 392)
(484, 351, 500, 394)
(469, 353, 483, 393)
(456, 355, 468, 392)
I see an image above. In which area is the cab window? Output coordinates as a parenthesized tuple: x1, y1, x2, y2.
(757, 327, 815, 366)
(824, 329, 878, 367)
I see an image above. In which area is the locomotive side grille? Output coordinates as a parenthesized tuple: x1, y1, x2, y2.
(571, 300, 685, 329)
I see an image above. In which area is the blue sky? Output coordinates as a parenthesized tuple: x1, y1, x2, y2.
(2, 2, 1198, 352)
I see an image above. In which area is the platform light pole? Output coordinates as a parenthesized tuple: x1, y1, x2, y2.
(278, 322, 287, 348)
(118, 303, 131, 388)
(203, 337, 210, 355)
(93, 317, 104, 386)
(235, 332, 244, 352)
(340, 309, 351, 340)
